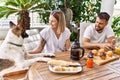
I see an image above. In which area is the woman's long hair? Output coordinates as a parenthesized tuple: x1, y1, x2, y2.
(50, 10, 66, 34)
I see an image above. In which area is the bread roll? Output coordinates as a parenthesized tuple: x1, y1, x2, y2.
(47, 60, 76, 66)
(98, 48, 105, 53)
(92, 49, 98, 56)
(53, 66, 70, 71)
(106, 51, 113, 57)
(99, 52, 106, 60)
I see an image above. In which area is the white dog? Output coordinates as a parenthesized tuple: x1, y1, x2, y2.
(0, 21, 54, 77)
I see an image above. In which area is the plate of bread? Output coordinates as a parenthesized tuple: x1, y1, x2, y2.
(47, 60, 82, 73)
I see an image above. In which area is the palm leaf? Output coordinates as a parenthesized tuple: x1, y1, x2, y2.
(5, 10, 18, 18)
(14, 0, 21, 4)
(28, 0, 39, 8)
(23, 0, 31, 4)
(5, 1, 19, 8)
(20, 0, 26, 4)
(0, 6, 9, 11)
(19, 3, 25, 9)
(24, 3, 33, 10)
(0, 6, 19, 18)
(27, 0, 37, 5)
(0, 10, 9, 18)
(0, 6, 19, 11)
(22, 0, 40, 10)
(0, 12, 6, 18)
(30, 2, 47, 10)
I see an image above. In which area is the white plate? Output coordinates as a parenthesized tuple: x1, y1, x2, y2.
(49, 64, 82, 74)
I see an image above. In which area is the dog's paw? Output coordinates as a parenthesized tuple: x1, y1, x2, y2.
(41, 53, 55, 57)
(38, 57, 51, 62)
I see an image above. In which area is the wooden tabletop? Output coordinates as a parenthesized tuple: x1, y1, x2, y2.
(3, 51, 120, 80)
(27, 51, 120, 80)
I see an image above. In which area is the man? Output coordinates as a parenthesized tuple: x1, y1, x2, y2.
(82, 12, 115, 50)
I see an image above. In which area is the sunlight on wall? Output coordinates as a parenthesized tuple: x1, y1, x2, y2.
(114, 0, 120, 9)
(113, 0, 120, 16)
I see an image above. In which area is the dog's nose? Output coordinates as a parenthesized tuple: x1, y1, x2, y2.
(21, 30, 29, 38)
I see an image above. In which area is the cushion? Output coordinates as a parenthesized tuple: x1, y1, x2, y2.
(79, 22, 93, 44)
(23, 29, 41, 51)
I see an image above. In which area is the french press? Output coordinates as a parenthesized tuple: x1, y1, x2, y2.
(70, 39, 85, 60)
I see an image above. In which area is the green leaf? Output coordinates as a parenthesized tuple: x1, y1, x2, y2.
(70, 31, 77, 41)
(24, 3, 31, 9)
(5, 1, 19, 7)
(112, 16, 120, 36)
(14, 0, 21, 4)
(5, 10, 18, 18)
(0, 6, 18, 18)
(0, 6, 8, 11)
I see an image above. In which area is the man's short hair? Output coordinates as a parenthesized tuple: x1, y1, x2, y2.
(97, 12, 110, 21)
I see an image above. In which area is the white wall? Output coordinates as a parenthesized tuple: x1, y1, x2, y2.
(100, 0, 115, 26)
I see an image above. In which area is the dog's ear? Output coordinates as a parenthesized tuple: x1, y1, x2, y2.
(9, 21, 16, 28)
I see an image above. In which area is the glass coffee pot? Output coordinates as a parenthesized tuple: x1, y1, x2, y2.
(70, 39, 85, 60)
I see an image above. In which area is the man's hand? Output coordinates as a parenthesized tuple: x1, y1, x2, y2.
(98, 43, 115, 51)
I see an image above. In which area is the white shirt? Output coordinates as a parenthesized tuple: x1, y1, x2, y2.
(40, 27, 71, 53)
(83, 24, 114, 43)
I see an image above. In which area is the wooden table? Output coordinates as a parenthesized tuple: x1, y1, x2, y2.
(27, 51, 120, 80)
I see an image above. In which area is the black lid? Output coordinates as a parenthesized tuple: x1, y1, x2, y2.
(87, 54, 93, 58)
(71, 39, 80, 48)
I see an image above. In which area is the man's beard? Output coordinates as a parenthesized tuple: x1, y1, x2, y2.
(95, 26, 104, 33)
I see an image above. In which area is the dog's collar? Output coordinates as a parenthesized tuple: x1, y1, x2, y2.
(8, 42, 23, 47)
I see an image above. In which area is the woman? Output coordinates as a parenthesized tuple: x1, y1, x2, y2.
(28, 10, 71, 54)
